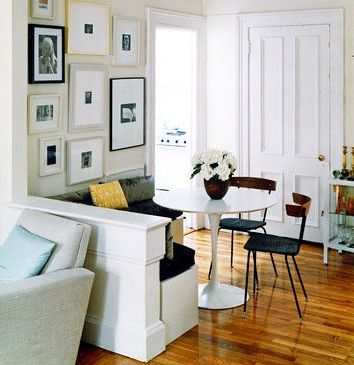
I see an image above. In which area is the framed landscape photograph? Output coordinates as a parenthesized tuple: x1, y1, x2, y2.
(69, 64, 105, 132)
(31, 0, 55, 19)
(39, 136, 64, 176)
(67, 1, 109, 55)
(28, 94, 61, 134)
(113, 17, 140, 66)
(67, 137, 103, 185)
(28, 24, 65, 84)
(110, 78, 145, 151)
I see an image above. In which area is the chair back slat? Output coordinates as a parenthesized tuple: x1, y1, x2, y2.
(230, 177, 276, 192)
(286, 193, 311, 243)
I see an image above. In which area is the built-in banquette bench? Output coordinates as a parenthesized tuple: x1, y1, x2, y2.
(7, 177, 198, 362)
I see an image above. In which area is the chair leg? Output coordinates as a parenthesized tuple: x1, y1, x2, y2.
(261, 227, 278, 277)
(208, 261, 212, 280)
(270, 253, 279, 277)
(285, 255, 303, 323)
(243, 250, 251, 318)
(252, 251, 259, 293)
(230, 230, 234, 268)
(292, 256, 308, 301)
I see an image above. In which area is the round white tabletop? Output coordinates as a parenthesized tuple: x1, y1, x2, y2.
(154, 187, 277, 310)
(154, 187, 277, 214)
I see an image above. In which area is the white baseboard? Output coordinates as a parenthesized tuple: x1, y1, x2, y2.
(83, 316, 166, 362)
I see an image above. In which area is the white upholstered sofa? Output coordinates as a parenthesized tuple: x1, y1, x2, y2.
(0, 209, 95, 365)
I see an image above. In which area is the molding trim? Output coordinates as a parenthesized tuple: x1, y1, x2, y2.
(83, 315, 166, 362)
(145, 8, 207, 177)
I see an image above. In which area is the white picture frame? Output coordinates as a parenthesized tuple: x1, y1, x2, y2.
(69, 64, 105, 132)
(67, 137, 104, 185)
(67, 1, 109, 55)
(28, 94, 62, 134)
(110, 78, 145, 151)
(113, 16, 140, 66)
(31, 0, 55, 20)
(39, 136, 64, 176)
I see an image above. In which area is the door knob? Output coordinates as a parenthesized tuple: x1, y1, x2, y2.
(318, 154, 325, 162)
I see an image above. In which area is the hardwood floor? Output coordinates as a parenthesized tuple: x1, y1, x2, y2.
(77, 230, 354, 364)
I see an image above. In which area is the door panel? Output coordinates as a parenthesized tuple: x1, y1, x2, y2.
(249, 25, 329, 242)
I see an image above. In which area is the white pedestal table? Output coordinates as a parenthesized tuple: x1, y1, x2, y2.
(154, 187, 277, 310)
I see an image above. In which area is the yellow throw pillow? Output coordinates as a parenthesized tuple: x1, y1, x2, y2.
(89, 180, 128, 209)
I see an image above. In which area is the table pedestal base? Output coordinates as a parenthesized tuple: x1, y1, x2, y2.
(198, 283, 249, 309)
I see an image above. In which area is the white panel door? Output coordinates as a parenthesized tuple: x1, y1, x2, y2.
(249, 25, 330, 242)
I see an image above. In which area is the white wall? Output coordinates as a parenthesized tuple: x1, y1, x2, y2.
(205, 0, 354, 167)
(0, 0, 28, 242)
(27, 0, 205, 197)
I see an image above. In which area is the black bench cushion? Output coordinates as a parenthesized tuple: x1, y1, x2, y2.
(160, 243, 195, 281)
(122, 199, 182, 220)
(244, 233, 299, 255)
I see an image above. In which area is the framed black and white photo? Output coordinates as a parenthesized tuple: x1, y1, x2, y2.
(67, 137, 103, 185)
(31, 0, 55, 19)
(28, 94, 61, 134)
(113, 17, 140, 66)
(69, 64, 105, 132)
(39, 136, 64, 176)
(28, 24, 65, 84)
(67, 1, 109, 55)
(110, 78, 145, 151)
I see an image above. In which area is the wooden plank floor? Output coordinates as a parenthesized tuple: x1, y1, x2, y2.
(77, 230, 354, 364)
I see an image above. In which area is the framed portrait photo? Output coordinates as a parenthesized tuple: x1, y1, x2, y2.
(39, 136, 64, 177)
(28, 94, 62, 134)
(110, 78, 145, 151)
(67, 137, 104, 185)
(69, 64, 105, 132)
(31, 0, 55, 19)
(67, 1, 109, 55)
(113, 17, 140, 66)
(28, 24, 65, 84)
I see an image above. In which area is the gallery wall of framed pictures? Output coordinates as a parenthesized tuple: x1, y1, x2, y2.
(27, 0, 145, 193)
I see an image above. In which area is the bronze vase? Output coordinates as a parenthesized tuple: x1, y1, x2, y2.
(204, 178, 230, 200)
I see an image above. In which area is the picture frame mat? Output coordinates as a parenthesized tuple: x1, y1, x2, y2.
(66, 1, 110, 55)
(113, 16, 140, 66)
(31, 0, 55, 19)
(110, 78, 145, 151)
(69, 64, 105, 132)
(67, 137, 104, 185)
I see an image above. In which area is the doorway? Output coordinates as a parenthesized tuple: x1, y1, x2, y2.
(147, 9, 206, 230)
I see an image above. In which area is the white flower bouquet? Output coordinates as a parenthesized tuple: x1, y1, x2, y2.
(190, 149, 237, 182)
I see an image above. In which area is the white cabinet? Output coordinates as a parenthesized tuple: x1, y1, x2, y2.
(324, 179, 354, 264)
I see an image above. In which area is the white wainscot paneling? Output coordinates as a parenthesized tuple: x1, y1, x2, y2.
(294, 174, 319, 227)
(260, 37, 283, 156)
(261, 171, 283, 222)
(294, 36, 319, 158)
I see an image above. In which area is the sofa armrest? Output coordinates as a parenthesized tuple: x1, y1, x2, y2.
(0, 268, 95, 365)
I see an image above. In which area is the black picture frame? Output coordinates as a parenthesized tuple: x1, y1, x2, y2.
(110, 77, 145, 151)
(28, 24, 65, 84)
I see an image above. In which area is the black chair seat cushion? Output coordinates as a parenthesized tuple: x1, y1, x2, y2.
(160, 243, 195, 281)
(220, 218, 266, 231)
(244, 233, 299, 255)
(122, 199, 182, 220)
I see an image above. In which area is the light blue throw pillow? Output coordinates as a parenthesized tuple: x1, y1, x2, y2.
(0, 225, 55, 283)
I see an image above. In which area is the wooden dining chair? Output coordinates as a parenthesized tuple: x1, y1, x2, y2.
(243, 193, 311, 322)
(208, 177, 277, 280)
